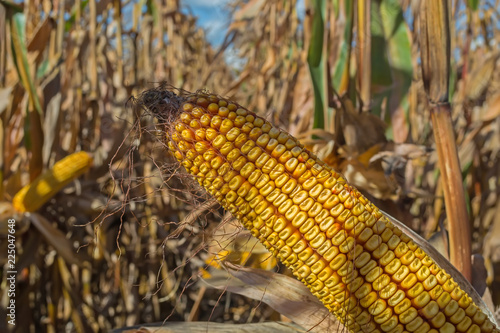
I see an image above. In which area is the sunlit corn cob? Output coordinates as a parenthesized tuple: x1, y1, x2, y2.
(13, 152, 93, 213)
(143, 88, 499, 333)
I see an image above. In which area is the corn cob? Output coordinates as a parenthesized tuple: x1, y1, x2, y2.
(13, 152, 93, 213)
(143, 88, 499, 333)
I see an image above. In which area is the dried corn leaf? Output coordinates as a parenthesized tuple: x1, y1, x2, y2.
(207, 263, 342, 333)
(112, 321, 305, 333)
(29, 213, 84, 267)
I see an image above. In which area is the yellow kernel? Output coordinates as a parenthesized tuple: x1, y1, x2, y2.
(388, 290, 406, 307)
(360, 291, 379, 308)
(380, 316, 399, 332)
(401, 250, 416, 265)
(265, 138, 279, 151)
(260, 206, 275, 220)
(408, 282, 424, 298)
(278, 223, 293, 240)
(439, 322, 456, 333)
(436, 271, 449, 285)
(282, 178, 298, 194)
(259, 182, 275, 197)
(401, 273, 418, 290)
(393, 265, 410, 283)
(228, 175, 245, 190)
(304, 226, 320, 242)
(464, 303, 477, 318)
(358, 226, 374, 243)
(299, 197, 315, 212)
(339, 236, 355, 254)
(413, 289, 431, 309)
(370, 298, 388, 317)
(415, 323, 431, 333)
(355, 310, 372, 326)
(330, 203, 345, 217)
(450, 287, 464, 302)
(394, 242, 409, 258)
(466, 325, 480, 333)
(295, 264, 311, 279)
(255, 174, 270, 189)
(298, 218, 314, 234)
(323, 246, 340, 262)
(331, 229, 347, 246)
(291, 211, 308, 228)
(431, 312, 447, 328)
(373, 244, 389, 260)
(235, 107, 247, 116)
(329, 253, 347, 270)
(372, 274, 391, 291)
(297, 247, 313, 261)
(400, 307, 418, 325)
(311, 260, 326, 275)
(429, 285, 444, 301)
(444, 299, 459, 317)
(308, 203, 323, 218)
(323, 194, 340, 210)
(423, 275, 438, 290)
(365, 235, 382, 252)
(450, 308, 466, 324)
(380, 250, 396, 266)
(355, 283, 372, 299)
(387, 235, 401, 249)
(271, 192, 286, 206)
(458, 295, 471, 309)
(381, 228, 394, 242)
(284, 204, 300, 220)
(353, 252, 371, 268)
(409, 257, 423, 272)
(292, 163, 307, 178)
(457, 317, 472, 332)
(479, 320, 494, 333)
(205, 102, 219, 114)
(407, 317, 425, 332)
(279, 150, 293, 164)
(472, 310, 486, 326)
(365, 267, 383, 283)
(316, 239, 332, 256)
(359, 260, 377, 276)
(270, 144, 286, 159)
(292, 239, 307, 254)
(380, 282, 398, 299)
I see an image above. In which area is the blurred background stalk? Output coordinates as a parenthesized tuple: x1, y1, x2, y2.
(420, 0, 471, 281)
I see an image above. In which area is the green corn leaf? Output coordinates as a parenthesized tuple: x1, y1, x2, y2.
(307, 0, 327, 131)
(9, 12, 43, 114)
(467, 0, 479, 11)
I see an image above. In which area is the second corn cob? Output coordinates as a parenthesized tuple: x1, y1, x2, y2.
(12, 151, 93, 213)
(142, 88, 499, 333)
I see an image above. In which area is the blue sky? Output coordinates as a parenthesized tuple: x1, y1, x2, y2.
(181, 0, 232, 46)
(182, 0, 306, 46)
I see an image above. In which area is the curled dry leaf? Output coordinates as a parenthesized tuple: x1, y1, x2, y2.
(112, 321, 305, 333)
(207, 262, 343, 333)
(29, 213, 85, 267)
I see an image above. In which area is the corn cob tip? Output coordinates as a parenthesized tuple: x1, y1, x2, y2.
(136, 85, 190, 122)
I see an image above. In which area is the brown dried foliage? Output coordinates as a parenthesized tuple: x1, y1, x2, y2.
(0, 0, 500, 332)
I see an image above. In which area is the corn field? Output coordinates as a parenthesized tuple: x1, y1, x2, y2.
(0, 0, 500, 332)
